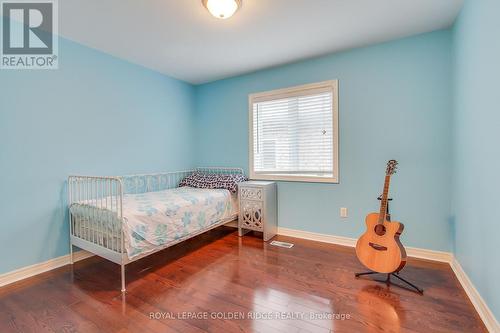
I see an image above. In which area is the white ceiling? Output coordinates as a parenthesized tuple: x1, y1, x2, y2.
(59, 0, 463, 84)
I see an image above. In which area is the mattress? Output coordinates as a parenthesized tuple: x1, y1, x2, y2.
(71, 187, 238, 259)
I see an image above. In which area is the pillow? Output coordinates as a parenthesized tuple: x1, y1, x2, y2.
(179, 172, 247, 193)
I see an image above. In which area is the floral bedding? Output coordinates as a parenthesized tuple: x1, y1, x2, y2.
(121, 187, 236, 258)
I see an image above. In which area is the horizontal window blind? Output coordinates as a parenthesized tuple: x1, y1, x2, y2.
(252, 89, 334, 177)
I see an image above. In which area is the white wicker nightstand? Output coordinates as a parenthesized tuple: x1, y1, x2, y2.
(238, 181, 277, 241)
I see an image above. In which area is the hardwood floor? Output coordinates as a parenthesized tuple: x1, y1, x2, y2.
(0, 227, 487, 333)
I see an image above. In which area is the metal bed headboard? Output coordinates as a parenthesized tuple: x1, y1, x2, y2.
(195, 167, 244, 175)
(70, 168, 245, 196)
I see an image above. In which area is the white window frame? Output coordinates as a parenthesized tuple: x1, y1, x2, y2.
(248, 80, 339, 183)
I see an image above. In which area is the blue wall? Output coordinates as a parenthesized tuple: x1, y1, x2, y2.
(0, 38, 196, 274)
(195, 30, 454, 252)
(452, 0, 500, 321)
(1, 7, 497, 321)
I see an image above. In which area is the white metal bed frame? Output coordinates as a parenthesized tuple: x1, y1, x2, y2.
(68, 167, 244, 292)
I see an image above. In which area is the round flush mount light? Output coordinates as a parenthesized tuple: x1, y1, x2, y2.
(202, 0, 242, 19)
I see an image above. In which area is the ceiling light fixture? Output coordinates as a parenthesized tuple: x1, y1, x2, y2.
(202, 0, 242, 20)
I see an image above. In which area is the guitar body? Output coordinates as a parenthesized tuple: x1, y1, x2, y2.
(356, 213, 407, 273)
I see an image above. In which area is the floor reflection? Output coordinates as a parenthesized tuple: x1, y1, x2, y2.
(356, 284, 404, 332)
(252, 287, 335, 332)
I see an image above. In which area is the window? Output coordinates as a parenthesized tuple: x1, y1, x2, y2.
(249, 80, 339, 183)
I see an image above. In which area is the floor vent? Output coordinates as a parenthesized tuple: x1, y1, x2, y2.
(270, 241, 294, 248)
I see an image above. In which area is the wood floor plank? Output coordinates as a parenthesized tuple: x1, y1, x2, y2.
(0, 227, 488, 333)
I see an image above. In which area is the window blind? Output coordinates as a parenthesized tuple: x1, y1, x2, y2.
(252, 90, 334, 177)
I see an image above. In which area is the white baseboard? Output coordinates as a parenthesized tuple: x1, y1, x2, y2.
(450, 258, 500, 333)
(277, 227, 453, 263)
(404, 246, 454, 263)
(0, 250, 94, 288)
(278, 227, 357, 248)
(277, 226, 499, 332)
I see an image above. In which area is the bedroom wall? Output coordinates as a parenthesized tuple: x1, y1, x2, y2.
(452, 0, 500, 320)
(194, 30, 454, 252)
(0, 38, 196, 274)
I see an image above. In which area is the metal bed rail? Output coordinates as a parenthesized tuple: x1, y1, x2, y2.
(68, 175, 127, 291)
(120, 170, 193, 194)
(68, 175, 124, 254)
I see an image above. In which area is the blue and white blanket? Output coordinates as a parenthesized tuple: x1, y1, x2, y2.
(121, 187, 236, 258)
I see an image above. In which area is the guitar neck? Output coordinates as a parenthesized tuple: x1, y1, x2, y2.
(378, 175, 391, 224)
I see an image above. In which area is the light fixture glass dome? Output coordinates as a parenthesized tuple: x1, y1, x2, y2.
(203, 0, 241, 19)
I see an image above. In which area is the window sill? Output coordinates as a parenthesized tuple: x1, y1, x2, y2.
(249, 173, 338, 184)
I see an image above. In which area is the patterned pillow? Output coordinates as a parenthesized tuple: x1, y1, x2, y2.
(179, 172, 247, 193)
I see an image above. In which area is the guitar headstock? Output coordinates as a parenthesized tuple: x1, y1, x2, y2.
(386, 160, 398, 175)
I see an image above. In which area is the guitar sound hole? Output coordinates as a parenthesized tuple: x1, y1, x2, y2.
(374, 224, 386, 236)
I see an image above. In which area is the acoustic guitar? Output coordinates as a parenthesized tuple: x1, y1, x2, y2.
(355, 160, 407, 273)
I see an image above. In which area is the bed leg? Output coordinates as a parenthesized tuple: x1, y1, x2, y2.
(69, 243, 74, 265)
(121, 264, 126, 293)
